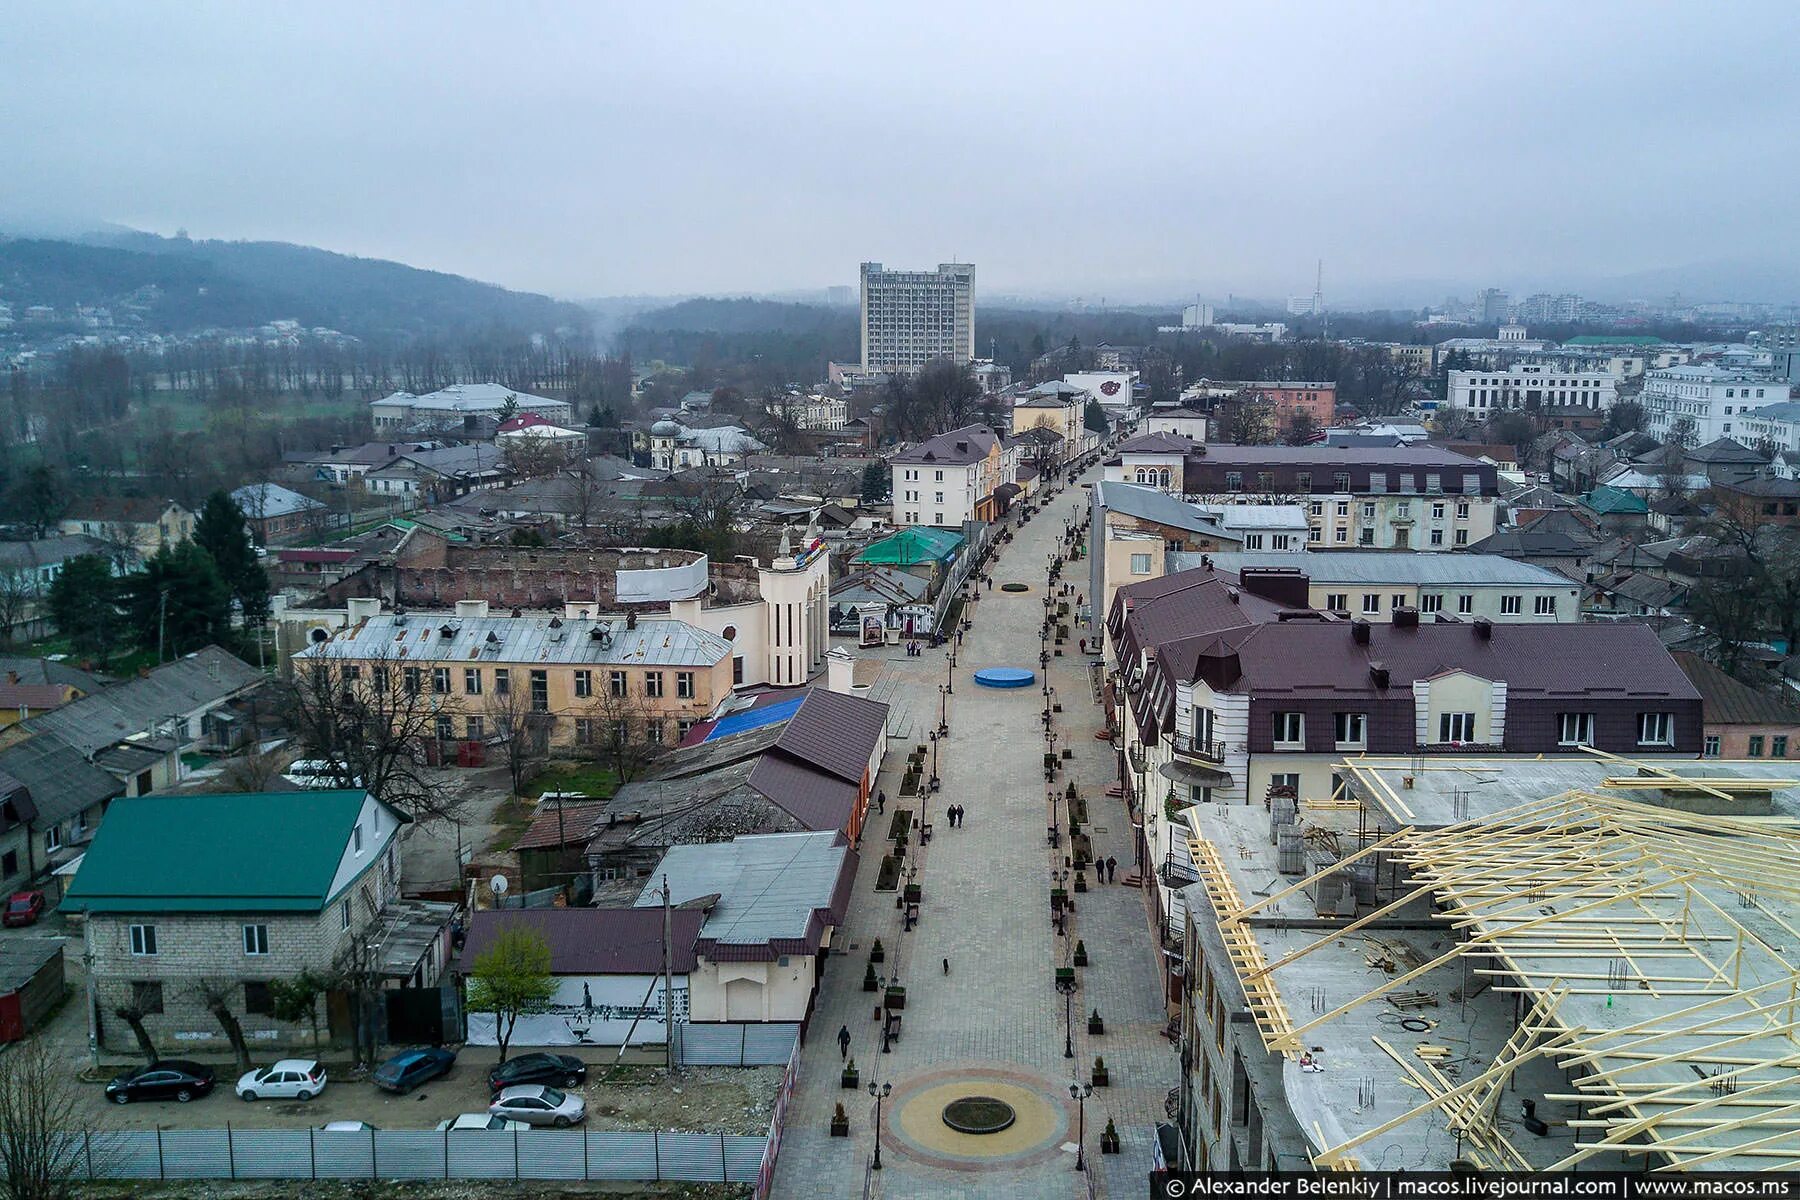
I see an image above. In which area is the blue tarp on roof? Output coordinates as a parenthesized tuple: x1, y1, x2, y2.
(702, 696, 806, 742)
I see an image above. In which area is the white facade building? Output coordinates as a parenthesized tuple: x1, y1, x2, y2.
(1641, 365, 1791, 445)
(859, 262, 975, 374)
(1737, 402, 1800, 458)
(891, 425, 1004, 528)
(1446, 363, 1621, 414)
(369, 383, 572, 432)
(1065, 370, 1138, 413)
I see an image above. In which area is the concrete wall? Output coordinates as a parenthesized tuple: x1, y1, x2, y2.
(687, 955, 816, 1024)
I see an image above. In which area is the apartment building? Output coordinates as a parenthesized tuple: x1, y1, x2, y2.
(294, 610, 734, 751)
(1180, 445, 1501, 550)
(1641, 364, 1791, 445)
(859, 262, 975, 374)
(1445, 362, 1620, 414)
(1175, 551, 1582, 623)
(891, 425, 1007, 528)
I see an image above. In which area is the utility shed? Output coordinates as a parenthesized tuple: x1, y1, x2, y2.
(0, 939, 63, 1042)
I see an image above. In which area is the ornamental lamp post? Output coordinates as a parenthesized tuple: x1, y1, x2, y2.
(1069, 1081, 1093, 1171)
(1056, 970, 1078, 1058)
(868, 1080, 893, 1169)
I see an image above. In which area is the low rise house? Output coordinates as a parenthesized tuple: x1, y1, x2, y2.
(459, 907, 701, 1048)
(0, 535, 125, 641)
(65, 789, 453, 1053)
(1175, 551, 1581, 623)
(231, 483, 328, 543)
(585, 686, 889, 881)
(57, 498, 193, 560)
(370, 383, 572, 434)
(0, 732, 123, 883)
(891, 425, 1007, 528)
(1674, 652, 1800, 760)
(635, 830, 855, 1025)
(0, 678, 82, 730)
(364, 444, 511, 502)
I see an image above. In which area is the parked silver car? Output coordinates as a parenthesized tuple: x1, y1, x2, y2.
(487, 1084, 585, 1127)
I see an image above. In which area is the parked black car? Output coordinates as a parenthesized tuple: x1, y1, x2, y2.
(486, 1052, 588, 1095)
(371, 1047, 457, 1094)
(106, 1061, 217, 1104)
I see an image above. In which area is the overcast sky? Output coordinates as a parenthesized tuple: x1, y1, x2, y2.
(7, 2, 1797, 304)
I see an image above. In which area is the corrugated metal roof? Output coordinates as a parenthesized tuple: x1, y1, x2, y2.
(26, 646, 262, 757)
(638, 831, 848, 946)
(298, 614, 730, 669)
(1176, 551, 1576, 588)
(461, 907, 701, 975)
(1094, 482, 1225, 537)
(776, 689, 886, 784)
(702, 697, 805, 742)
(64, 790, 379, 913)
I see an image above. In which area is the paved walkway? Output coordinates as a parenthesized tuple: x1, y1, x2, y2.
(773, 465, 1170, 1199)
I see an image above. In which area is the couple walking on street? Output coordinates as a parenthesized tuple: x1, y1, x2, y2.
(945, 803, 966, 827)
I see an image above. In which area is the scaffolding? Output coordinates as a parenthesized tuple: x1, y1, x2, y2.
(1197, 787, 1800, 1172)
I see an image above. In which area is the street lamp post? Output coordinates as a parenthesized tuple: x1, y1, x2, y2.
(928, 730, 940, 792)
(938, 684, 949, 737)
(944, 648, 954, 693)
(1069, 1082, 1093, 1171)
(868, 1080, 893, 1169)
(1056, 971, 1077, 1058)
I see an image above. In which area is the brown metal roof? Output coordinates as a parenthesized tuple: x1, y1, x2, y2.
(512, 801, 610, 852)
(459, 907, 701, 975)
(749, 755, 859, 832)
(1673, 652, 1800, 727)
(774, 689, 888, 785)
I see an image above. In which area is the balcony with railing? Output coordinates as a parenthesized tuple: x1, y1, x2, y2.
(1168, 732, 1227, 765)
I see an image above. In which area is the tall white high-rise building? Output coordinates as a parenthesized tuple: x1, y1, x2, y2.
(860, 262, 975, 374)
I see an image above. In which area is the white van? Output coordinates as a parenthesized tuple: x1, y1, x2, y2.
(283, 760, 362, 790)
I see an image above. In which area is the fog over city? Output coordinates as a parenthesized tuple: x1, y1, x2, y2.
(6, 1, 1800, 302)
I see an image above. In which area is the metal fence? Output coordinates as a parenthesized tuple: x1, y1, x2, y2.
(675, 1021, 800, 1067)
(67, 1128, 767, 1184)
(754, 1027, 803, 1200)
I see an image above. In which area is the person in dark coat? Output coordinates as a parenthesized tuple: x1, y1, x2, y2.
(877, 790, 886, 814)
(1106, 855, 1118, 883)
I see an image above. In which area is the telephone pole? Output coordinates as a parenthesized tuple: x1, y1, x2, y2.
(662, 875, 677, 1072)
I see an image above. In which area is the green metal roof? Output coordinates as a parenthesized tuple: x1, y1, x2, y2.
(853, 527, 965, 567)
(1579, 485, 1649, 515)
(64, 790, 381, 914)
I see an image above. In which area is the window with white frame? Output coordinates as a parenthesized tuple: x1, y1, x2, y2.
(1333, 712, 1367, 748)
(243, 924, 269, 955)
(1130, 553, 1152, 575)
(1362, 593, 1380, 614)
(1420, 593, 1443, 613)
(130, 924, 158, 956)
(1272, 712, 1305, 747)
(1438, 711, 1477, 743)
(1557, 712, 1594, 747)
(1637, 712, 1674, 747)
(1500, 595, 1522, 614)
(1325, 593, 1348, 612)
(1703, 734, 1721, 757)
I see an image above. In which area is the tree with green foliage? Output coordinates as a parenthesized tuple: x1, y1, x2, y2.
(193, 490, 271, 630)
(467, 927, 556, 1063)
(1084, 399, 1109, 435)
(268, 971, 328, 1051)
(1602, 399, 1645, 438)
(7, 465, 65, 539)
(861, 460, 892, 505)
(44, 554, 121, 661)
(124, 541, 232, 659)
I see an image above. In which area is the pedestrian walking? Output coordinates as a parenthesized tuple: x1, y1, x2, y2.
(838, 1025, 852, 1060)
(877, 790, 886, 814)
(942, 957, 950, 975)
(1106, 855, 1118, 883)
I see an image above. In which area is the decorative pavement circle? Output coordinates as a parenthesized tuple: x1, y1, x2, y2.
(999, 581, 1031, 593)
(883, 1067, 1072, 1170)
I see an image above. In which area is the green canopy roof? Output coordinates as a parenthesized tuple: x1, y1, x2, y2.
(853, 527, 965, 567)
(65, 790, 386, 913)
(1579, 484, 1648, 515)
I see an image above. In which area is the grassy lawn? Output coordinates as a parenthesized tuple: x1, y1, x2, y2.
(19, 635, 159, 676)
(530, 760, 622, 799)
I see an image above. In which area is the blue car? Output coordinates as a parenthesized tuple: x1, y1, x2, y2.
(371, 1047, 456, 1094)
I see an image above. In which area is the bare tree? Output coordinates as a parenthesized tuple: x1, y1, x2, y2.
(110, 998, 159, 1064)
(485, 682, 550, 796)
(0, 1039, 87, 1200)
(189, 979, 253, 1074)
(284, 646, 464, 820)
(594, 686, 665, 785)
(214, 748, 288, 793)
(0, 568, 35, 647)
(499, 432, 572, 479)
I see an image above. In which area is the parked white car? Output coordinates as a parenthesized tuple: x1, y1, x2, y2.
(283, 760, 362, 790)
(437, 1113, 527, 1132)
(488, 1085, 585, 1127)
(236, 1059, 328, 1102)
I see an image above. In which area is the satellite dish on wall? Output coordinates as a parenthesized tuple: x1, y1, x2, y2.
(490, 875, 509, 897)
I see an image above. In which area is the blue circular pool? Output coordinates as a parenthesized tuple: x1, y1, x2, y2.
(974, 667, 1035, 689)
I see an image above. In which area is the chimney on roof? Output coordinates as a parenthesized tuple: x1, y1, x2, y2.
(1227, 587, 1240, 604)
(1200, 555, 1212, 572)
(1393, 607, 1419, 629)
(626, 611, 637, 630)
(455, 599, 489, 620)
(1369, 662, 1390, 689)
(1352, 619, 1371, 645)
(5, 672, 15, 685)
(1474, 617, 1493, 640)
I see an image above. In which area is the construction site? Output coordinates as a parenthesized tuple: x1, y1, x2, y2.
(1171, 751, 1800, 1174)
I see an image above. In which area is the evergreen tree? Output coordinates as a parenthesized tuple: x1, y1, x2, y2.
(125, 542, 232, 658)
(193, 490, 271, 629)
(45, 554, 122, 661)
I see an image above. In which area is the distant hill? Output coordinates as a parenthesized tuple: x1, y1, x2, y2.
(0, 231, 590, 343)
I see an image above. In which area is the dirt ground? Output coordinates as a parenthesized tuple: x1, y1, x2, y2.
(75, 1182, 748, 1199)
(72, 1057, 782, 1136)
